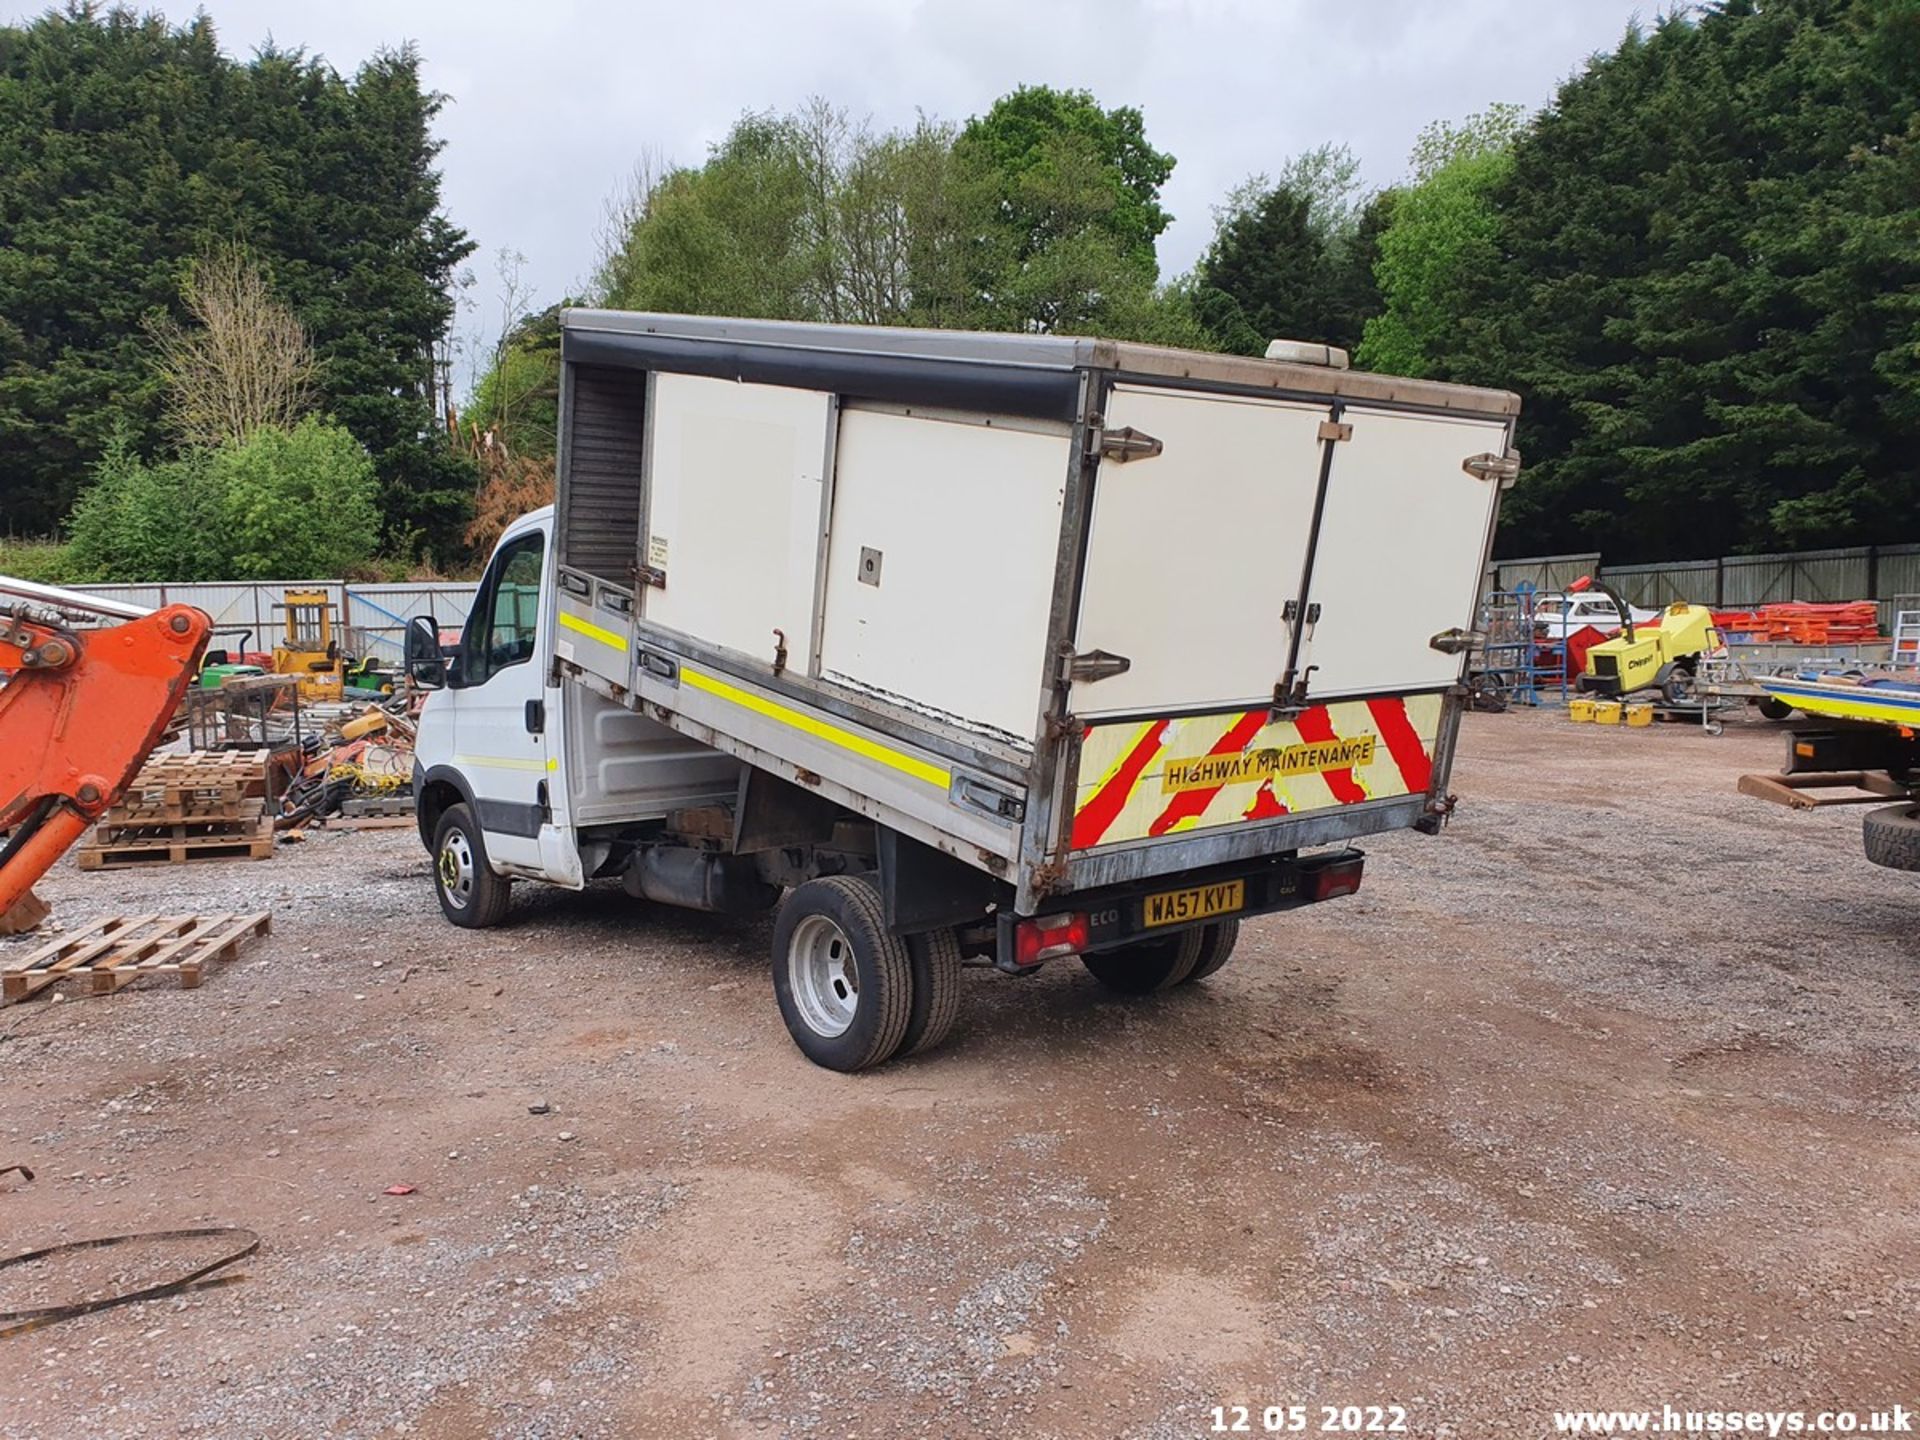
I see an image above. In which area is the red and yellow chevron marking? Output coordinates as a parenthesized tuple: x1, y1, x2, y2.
(1069, 694, 1442, 850)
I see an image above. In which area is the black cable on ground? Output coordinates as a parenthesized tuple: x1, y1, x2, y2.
(0, 1226, 260, 1338)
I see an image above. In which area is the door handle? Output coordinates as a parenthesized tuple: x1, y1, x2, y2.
(524, 699, 545, 735)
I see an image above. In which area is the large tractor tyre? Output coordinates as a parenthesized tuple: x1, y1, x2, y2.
(1183, 920, 1243, 985)
(1862, 804, 1920, 874)
(899, 928, 965, 1058)
(772, 876, 914, 1072)
(432, 803, 513, 929)
(1081, 928, 1206, 995)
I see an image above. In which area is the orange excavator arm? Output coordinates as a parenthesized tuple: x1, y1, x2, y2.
(0, 578, 212, 920)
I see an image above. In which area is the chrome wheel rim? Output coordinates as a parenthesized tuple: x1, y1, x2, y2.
(788, 913, 858, 1038)
(438, 828, 475, 910)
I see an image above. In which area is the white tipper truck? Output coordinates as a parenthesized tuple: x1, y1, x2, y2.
(405, 312, 1520, 1070)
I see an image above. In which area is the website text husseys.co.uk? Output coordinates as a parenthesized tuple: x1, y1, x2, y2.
(1552, 1405, 1913, 1435)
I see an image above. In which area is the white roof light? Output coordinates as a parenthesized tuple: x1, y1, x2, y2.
(1264, 339, 1350, 369)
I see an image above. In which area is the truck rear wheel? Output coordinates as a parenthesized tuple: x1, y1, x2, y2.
(432, 803, 513, 929)
(1183, 919, 1242, 984)
(1081, 927, 1205, 995)
(899, 928, 964, 1057)
(1862, 803, 1920, 873)
(772, 876, 913, 1072)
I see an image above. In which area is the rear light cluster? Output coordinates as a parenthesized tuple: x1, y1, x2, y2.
(1014, 912, 1088, 967)
(1301, 853, 1365, 902)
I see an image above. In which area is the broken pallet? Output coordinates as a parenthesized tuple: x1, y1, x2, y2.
(2, 913, 271, 1004)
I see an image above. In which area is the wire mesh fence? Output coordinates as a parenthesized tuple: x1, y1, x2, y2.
(46, 580, 479, 658)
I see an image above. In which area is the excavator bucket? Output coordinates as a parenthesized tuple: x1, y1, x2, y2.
(0, 592, 212, 923)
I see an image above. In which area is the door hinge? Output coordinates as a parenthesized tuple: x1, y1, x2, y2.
(1317, 420, 1352, 443)
(1282, 600, 1321, 628)
(1065, 649, 1131, 683)
(631, 564, 667, 590)
(1093, 425, 1163, 463)
(1463, 450, 1522, 488)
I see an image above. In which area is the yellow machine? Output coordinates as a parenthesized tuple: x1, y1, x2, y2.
(1570, 578, 1721, 704)
(272, 589, 345, 701)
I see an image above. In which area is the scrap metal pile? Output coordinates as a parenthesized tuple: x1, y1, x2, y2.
(184, 672, 418, 829)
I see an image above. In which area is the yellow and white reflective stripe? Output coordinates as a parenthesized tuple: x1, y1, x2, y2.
(453, 754, 549, 772)
(680, 667, 951, 790)
(559, 610, 625, 650)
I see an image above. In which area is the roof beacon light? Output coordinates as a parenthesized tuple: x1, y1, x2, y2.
(1264, 339, 1350, 369)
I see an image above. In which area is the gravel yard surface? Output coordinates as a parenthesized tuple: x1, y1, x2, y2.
(2, 709, 1917, 1438)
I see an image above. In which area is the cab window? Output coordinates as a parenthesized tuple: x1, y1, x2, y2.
(464, 532, 544, 686)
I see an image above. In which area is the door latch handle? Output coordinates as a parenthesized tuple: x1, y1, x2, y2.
(524, 699, 545, 735)
(1428, 628, 1483, 655)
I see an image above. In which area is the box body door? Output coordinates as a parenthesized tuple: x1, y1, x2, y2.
(1289, 408, 1509, 699)
(641, 373, 833, 672)
(1071, 385, 1326, 719)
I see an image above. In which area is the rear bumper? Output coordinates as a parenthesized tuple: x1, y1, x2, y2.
(1050, 791, 1428, 896)
(994, 846, 1365, 969)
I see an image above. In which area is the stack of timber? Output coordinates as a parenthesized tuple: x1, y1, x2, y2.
(77, 752, 275, 871)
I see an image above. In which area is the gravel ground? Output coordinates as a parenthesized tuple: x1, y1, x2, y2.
(2, 708, 1917, 1438)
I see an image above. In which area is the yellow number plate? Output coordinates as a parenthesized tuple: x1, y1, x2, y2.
(1142, 879, 1244, 928)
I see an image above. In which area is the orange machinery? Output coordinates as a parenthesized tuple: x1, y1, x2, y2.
(0, 578, 211, 925)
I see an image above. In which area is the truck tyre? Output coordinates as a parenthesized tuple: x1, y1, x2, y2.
(1081, 927, 1205, 995)
(1183, 919, 1242, 984)
(1758, 697, 1794, 721)
(432, 803, 513, 929)
(1862, 804, 1920, 873)
(899, 928, 964, 1058)
(772, 876, 914, 1072)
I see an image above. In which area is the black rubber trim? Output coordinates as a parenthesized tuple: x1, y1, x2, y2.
(476, 797, 545, 839)
(563, 329, 1082, 423)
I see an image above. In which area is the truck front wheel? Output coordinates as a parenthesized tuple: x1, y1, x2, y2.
(772, 876, 913, 1072)
(432, 803, 513, 929)
(1081, 927, 1205, 994)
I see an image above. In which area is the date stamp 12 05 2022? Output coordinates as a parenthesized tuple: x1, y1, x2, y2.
(1210, 1404, 1410, 1434)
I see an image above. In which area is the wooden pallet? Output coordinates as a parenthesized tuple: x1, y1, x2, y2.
(338, 794, 415, 819)
(115, 752, 269, 810)
(1, 913, 271, 1004)
(104, 792, 258, 826)
(77, 805, 274, 870)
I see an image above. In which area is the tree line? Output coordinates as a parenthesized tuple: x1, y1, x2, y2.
(0, 3, 469, 575)
(3, 1, 1914, 579)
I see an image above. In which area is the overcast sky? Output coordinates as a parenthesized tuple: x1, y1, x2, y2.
(20, 0, 1655, 383)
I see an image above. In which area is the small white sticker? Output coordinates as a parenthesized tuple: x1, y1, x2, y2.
(647, 534, 670, 568)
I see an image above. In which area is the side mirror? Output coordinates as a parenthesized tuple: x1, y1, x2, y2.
(405, 614, 447, 689)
